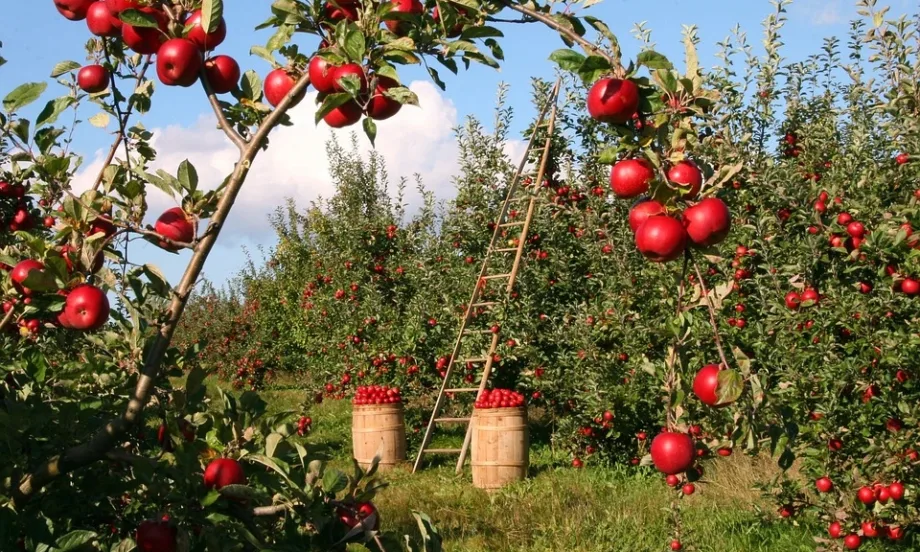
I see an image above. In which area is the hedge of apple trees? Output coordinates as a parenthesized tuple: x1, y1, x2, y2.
(0, 0, 682, 550)
(176, 0, 920, 549)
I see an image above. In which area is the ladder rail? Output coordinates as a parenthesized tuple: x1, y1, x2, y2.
(412, 78, 562, 474)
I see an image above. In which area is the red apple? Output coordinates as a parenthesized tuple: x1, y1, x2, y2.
(332, 63, 368, 94)
(121, 7, 167, 55)
(784, 291, 801, 309)
(184, 9, 227, 51)
(309, 56, 337, 94)
(857, 486, 876, 505)
(901, 278, 919, 296)
(682, 198, 731, 247)
(815, 477, 833, 493)
(668, 160, 703, 197)
(136, 519, 177, 552)
(846, 221, 865, 238)
(366, 76, 402, 120)
(204, 55, 240, 94)
(324, 0, 359, 21)
(896, 152, 909, 165)
(155, 207, 195, 250)
(650, 431, 695, 475)
(77, 65, 109, 94)
(828, 522, 842, 539)
(801, 288, 820, 306)
(264, 68, 305, 108)
(635, 215, 687, 262)
(385, 0, 423, 35)
(843, 534, 860, 550)
(11, 260, 45, 296)
(324, 101, 363, 128)
(86, 1, 121, 36)
(105, 0, 139, 13)
(55, 0, 95, 20)
(203, 458, 246, 489)
(628, 199, 666, 233)
(692, 364, 729, 407)
(888, 482, 904, 501)
(610, 158, 655, 199)
(586, 78, 640, 124)
(156, 39, 202, 87)
(63, 284, 110, 331)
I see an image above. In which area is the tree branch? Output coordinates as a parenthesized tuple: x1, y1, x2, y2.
(92, 56, 153, 192)
(199, 69, 247, 151)
(15, 73, 313, 506)
(500, 1, 620, 71)
(0, 305, 15, 333)
(691, 258, 732, 372)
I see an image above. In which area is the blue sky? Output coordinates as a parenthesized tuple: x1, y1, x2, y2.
(1, 1, 903, 288)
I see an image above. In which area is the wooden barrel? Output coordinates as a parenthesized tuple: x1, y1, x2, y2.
(471, 407, 529, 490)
(352, 403, 406, 471)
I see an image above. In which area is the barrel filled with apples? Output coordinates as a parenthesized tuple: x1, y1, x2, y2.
(351, 386, 406, 471)
(471, 389, 529, 490)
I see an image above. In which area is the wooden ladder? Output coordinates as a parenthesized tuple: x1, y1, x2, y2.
(412, 79, 562, 474)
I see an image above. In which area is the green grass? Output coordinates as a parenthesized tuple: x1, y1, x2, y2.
(232, 382, 828, 552)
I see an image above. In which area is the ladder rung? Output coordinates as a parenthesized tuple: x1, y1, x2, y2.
(471, 302, 498, 308)
(482, 273, 511, 280)
(493, 247, 519, 253)
(499, 221, 525, 228)
(424, 448, 462, 454)
(435, 417, 471, 423)
(445, 387, 479, 392)
(459, 357, 488, 363)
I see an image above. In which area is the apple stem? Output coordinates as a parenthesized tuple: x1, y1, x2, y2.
(691, 257, 733, 373)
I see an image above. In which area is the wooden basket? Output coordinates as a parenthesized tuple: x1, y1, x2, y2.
(471, 407, 529, 490)
(352, 403, 406, 472)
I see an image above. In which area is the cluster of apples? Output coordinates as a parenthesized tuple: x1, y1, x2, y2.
(474, 388, 525, 409)
(352, 385, 402, 405)
(0, 181, 39, 232)
(586, 77, 731, 262)
(57, 1, 241, 97)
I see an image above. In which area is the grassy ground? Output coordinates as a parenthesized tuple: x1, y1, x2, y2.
(237, 382, 824, 552)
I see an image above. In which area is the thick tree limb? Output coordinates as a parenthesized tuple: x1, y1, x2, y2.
(14, 73, 313, 506)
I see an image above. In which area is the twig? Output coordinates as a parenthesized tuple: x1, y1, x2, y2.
(199, 69, 247, 151)
(691, 258, 732, 372)
(252, 503, 297, 516)
(91, 56, 153, 192)
(0, 306, 15, 333)
(500, 1, 620, 71)
(15, 72, 313, 506)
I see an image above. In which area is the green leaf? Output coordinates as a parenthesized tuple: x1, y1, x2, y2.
(186, 366, 207, 397)
(119, 8, 159, 28)
(716, 370, 743, 404)
(143, 264, 172, 295)
(89, 112, 111, 128)
(314, 93, 353, 124)
(241, 70, 263, 101)
(363, 117, 377, 146)
(597, 147, 619, 164)
(56, 530, 97, 551)
(35, 97, 76, 128)
(549, 49, 586, 72)
(637, 50, 674, 71)
(50, 60, 81, 78)
(3, 82, 47, 112)
(267, 24, 294, 52)
(177, 159, 199, 192)
(344, 28, 366, 63)
(322, 468, 348, 494)
(200, 0, 224, 34)
(10, 119, 30, 144)
(460, 26, 503, 39)
(346, 545, 372, 552)
(383, 86, 418, 106)
(265, 432, 283, 458)
(249, 46, 275, 66)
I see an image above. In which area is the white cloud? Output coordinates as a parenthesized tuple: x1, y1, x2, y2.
(799, 0, 844, 26)
(72, 80, 485, 243)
